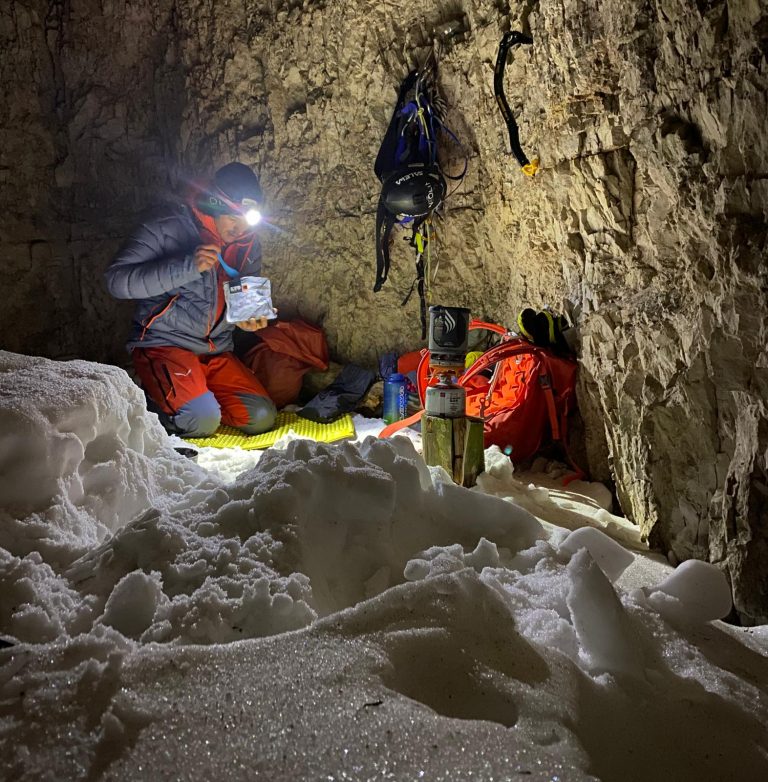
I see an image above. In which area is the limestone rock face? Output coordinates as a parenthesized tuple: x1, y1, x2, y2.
(2, 0, 767, 621)
(0, 0, 183, 363)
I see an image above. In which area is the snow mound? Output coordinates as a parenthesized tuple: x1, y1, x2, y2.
(0, 351, 216, 566)
(57, 436, 543, 644)
(2, 353, 767, 782)
(566, 548, 643, 676)
(0, 350, 544, 646)
(402, 532, 645, 678)
(478, 445, 642, 547)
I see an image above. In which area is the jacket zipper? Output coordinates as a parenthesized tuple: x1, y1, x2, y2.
(205, 267, 218, 352)
(161, 365, 176, 401)
(140, 295, 179, 341)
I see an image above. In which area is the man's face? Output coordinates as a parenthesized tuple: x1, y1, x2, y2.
(214, 213, 252, 244)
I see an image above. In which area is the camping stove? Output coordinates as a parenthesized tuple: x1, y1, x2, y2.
(426, 305, 470, 418)
(428, 305, 470, 376)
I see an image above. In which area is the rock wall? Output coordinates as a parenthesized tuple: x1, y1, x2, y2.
(2, 0, 767, 622)
(0, 0, 183, 363)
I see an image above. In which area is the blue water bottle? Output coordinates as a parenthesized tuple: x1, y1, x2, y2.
(383, 373, 408, 424)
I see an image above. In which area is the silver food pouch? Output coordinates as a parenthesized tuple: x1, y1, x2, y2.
(223, 276, 276, 323)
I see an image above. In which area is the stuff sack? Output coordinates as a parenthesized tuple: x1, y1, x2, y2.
(241, 319, 329, 408)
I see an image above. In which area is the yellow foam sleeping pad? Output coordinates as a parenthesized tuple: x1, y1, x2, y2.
(184, 411, 356, 451)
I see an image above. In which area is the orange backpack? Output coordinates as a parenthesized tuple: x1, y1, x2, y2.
(382, 320, 581, 471)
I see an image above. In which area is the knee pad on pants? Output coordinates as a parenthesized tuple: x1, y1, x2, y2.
(173, 392, 221, 437)
(238, 394, 277, 435)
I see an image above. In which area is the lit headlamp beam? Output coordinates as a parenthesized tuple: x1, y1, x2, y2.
(244, 208, 262, 227)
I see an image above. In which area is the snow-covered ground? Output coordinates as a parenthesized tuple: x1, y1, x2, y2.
(1, 352, 767, 781)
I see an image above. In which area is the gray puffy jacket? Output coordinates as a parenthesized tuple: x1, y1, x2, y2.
(105, 203, 261, 354)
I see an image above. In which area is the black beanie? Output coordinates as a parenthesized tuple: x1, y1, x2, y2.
(213, 162, 263, 204)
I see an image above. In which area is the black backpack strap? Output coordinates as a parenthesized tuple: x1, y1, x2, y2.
(374, 198, 396, 292)
(375, 70, 419, 181)
(400, 254, 427, 340)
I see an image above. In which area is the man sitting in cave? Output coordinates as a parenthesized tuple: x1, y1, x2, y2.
(105, 162, 279, 438)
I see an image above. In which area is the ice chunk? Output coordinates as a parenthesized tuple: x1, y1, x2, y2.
(646, 559, 732, 622)
(483, 445, 515, 480)
(466, 537, 500, 570)
(566, 548, 642, 676)
(403, 559, 431, 582)
(558, 526, 635, 582)
(100, 571, 165, 639)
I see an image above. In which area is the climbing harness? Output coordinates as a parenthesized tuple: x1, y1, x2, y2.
(494, 31, 539, 176)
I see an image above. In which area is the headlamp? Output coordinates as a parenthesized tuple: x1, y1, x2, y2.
(242, 198, 262, 227)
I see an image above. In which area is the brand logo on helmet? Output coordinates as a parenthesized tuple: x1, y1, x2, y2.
(394, 171, 423, 186)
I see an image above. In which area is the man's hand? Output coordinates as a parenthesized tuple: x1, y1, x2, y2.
(236, 317, 269, 332)
(193, 244, 220, 273)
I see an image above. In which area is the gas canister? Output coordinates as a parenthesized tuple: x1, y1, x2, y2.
(425, 380, 466, 418)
